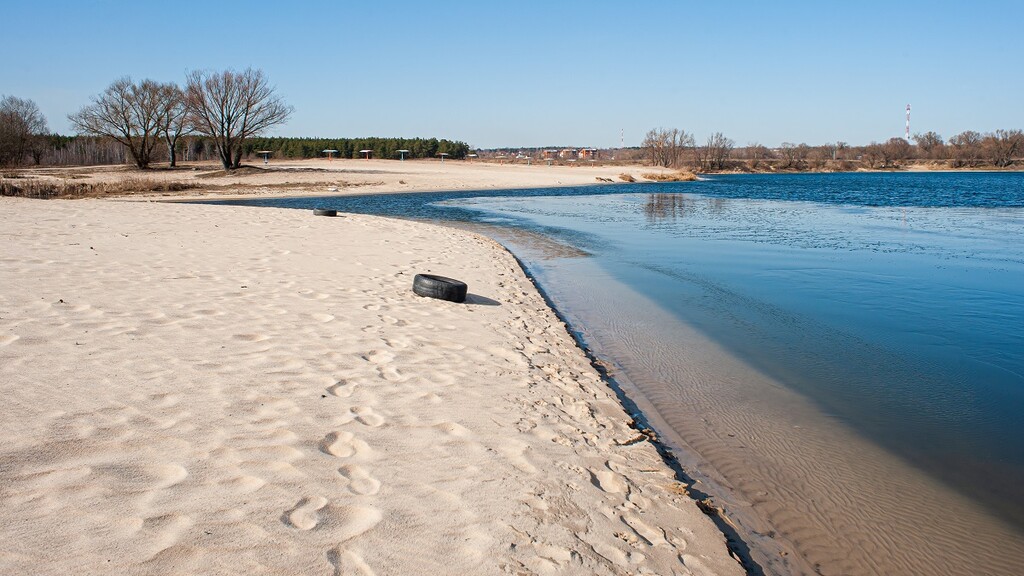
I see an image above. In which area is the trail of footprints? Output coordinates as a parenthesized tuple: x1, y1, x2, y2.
(280, 377, 385, 574)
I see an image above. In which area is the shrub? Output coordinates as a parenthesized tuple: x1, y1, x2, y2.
(0, 177, 198, 199)
(641, 171, 698, 182)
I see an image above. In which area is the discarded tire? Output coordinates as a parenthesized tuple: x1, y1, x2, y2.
(313, 208, 338, 217)
(412, 274, 467, 303)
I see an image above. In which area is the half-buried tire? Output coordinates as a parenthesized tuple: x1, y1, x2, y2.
(412, 274, 468, 303)
(313, 208, 338, 217)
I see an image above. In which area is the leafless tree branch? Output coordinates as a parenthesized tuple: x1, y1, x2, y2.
(185, 68, 293, 169)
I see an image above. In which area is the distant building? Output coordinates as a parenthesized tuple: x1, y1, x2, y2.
(578, 148, 598, 160)
(558, 148, 577, 159)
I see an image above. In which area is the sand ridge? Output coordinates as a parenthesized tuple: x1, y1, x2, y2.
(0, 198, 743, 575)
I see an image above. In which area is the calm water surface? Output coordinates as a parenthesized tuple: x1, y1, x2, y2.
(216, 172, 1024, 575)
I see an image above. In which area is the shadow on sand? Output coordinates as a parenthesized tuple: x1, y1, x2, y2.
(464, 294, 501, 307)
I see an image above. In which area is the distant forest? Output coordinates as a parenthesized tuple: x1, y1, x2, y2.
(243, 137, 471, 161)
(11, 135, 471, 167)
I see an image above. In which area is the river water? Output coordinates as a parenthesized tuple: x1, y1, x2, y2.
(212, 172, 1024, 575)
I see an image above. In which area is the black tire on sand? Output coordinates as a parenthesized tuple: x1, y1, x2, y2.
(313, 209, 338, 217)
(412, 274, 468, 303)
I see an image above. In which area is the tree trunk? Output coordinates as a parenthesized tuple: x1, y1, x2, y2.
(166, 135, 177, 167)
(232, 146, 243, 169)
(219, 143, 232, 169)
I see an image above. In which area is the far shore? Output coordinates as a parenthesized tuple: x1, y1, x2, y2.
(4, 157, 1019, 202)
(2, 158, 679, 201)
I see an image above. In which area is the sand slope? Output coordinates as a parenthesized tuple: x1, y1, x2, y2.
(0, 198, 742, 575)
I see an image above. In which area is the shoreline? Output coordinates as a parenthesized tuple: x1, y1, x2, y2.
(500, 246, 794, 575)
(457, 190, 1024, 576)
(0, 197, 746, 575)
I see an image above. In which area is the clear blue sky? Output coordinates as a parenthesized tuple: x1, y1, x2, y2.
(2, 0, 1022, 149)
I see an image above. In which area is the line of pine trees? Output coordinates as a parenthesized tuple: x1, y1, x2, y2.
(243, 137, 470, 161)
(12, 134, 472, 167)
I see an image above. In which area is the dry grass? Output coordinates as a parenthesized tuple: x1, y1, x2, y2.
(641, 171, 698, 182)
(196, 165, 272, 178)
(618, 173, 636, 182)
(0, 177, 200, 199)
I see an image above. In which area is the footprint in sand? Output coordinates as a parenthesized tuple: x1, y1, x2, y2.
(283, 496, 328, 530)
(320, 431, 370, 458)
(589, 468, 627, 494)
(350, 407, 385, 427)
(327, 380, 356, 398)
(362, 349, 394, 365)
(622, 512, 667, 546)
(337, 464, 381, 495)
(381, 338, 409, 349)
(377, 365, 404, 382)
(327, 548, 376, 576)
(286, 499, 383, 538)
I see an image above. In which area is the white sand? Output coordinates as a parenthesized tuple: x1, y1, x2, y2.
(0, 196, 742, 575)
(17, 157, 675, 199)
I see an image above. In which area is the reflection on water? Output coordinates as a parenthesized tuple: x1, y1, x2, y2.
(644, 193, 728, 222)
(644, 193, 689, 221)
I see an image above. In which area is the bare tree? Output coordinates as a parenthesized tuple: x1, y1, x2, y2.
(744, 142, 770, 170)
(641, 127, 694, 169)
(948, 130, 982, 167)
(982, 129, 1023, 167)
(778, 142, 809, 170)
(0, 95, 48, 166)
(697, 132, 734, 171)
(809, 146, 831, 169)
(913, 131, 944, 159)
(157, 83, 191, 167)
(883, 137, 912, 166)
(68, 78, 169, 169)
(861, 142, 884, 169)
(185, 68, 293, 169)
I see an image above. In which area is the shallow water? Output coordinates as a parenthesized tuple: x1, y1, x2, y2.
(213, 172, 1024, 575)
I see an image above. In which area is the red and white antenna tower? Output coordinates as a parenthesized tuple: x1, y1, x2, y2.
(905, 104, 911, 141)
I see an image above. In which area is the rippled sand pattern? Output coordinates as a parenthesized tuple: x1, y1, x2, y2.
(0, 198, 742, 575)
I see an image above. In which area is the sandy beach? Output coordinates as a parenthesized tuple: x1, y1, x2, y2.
(11, 158, 679, 200)
(0, 166, 744, 575)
